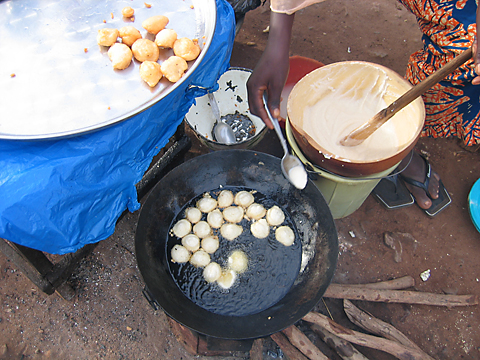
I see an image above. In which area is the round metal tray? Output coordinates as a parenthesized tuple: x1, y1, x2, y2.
(0, 0, 216, 140)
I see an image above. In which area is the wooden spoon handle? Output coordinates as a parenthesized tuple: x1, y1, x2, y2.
(383, 47, 473, 120)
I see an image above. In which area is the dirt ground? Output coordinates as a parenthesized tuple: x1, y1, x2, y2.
(1, 0, 479, 359)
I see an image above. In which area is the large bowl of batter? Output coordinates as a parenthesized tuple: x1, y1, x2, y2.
(287, 61, 425, 177)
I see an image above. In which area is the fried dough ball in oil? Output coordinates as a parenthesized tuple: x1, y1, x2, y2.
(142, 15, 169, 35)
(119, 26, 142, 47)
(181, 234, 200, 252)
(201, 236, 219, 254)
(203, 262, 222, 283)
(207, 209, 224, 229)
(234, 191, 254, 208)
(173, 37, 201, 61)
(155, 29, 177, 49)
(275, 225, 295, 247)
(193, 221, 212, 239)
(122, 6, 134, 18)
(161, 56, 188, 83)
(266, 205, 285, 226)
(196, 195, 217, 213)
(185, 207, 202, 224)
(171, 218, 191, 238)
(171, 244, 190, 263)
(97, 28, 119, 47)
(217, 190, 234, 208)
(217, 269, 237, 289)
(107, 43, 132, 70)
(190, 249, 210, 268)
(228, 250, 248, 273)
(250, 219, 270, 239)
(220, 223, 243, 241)
(139, 61, 162, 87)
(222, 206, 244, 224)
(132, 39, 159, 62)
(246, 203, 266, 221)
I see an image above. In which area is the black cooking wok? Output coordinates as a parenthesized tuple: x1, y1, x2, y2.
(135, 149, 338, 339)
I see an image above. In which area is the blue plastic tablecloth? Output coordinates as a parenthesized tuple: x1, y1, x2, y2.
(0, 0, 235, 254)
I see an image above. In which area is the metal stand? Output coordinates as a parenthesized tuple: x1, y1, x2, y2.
(0, 124, 192, 300)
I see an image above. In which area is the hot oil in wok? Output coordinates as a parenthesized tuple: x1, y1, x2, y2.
(166, 186, 302, 317)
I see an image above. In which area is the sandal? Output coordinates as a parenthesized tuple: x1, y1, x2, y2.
(372, 174, 414, 209)
(399, 155, 451, 217)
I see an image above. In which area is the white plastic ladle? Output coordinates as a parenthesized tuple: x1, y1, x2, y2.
(263, 94, 308, 190)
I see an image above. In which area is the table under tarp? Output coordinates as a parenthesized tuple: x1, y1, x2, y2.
(0, 0, 235, 255)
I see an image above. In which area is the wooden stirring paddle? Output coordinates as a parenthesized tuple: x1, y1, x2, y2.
(340, 47, 473, 147)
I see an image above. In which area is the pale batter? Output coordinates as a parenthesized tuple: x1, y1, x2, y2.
(289, 62, 422, 163)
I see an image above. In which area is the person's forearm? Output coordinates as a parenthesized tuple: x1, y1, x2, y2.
(265, 12, 295, 58)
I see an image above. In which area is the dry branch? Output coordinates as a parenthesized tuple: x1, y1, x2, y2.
(303, 312, 435, 360)
(311, 324, 369, 360)
(329, 276, 415, 291)
(323, 286, 478, 307)
(271, 332, 309, 360)
(343, 299, 424, 353)
(282, 325, 330, 360)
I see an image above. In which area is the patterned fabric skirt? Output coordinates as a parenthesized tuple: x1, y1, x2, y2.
(399, 0, 479, 146)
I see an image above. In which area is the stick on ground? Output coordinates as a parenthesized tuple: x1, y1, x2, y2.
(324, 286, 478, 307)
(343, 299, 424, 353)
(282, 325, 330, 360)
(303, 312, 435, 360)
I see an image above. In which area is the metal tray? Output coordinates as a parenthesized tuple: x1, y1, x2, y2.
(0, 0, 216, 140)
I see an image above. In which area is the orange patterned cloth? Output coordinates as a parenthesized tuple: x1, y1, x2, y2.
(399, 0, 479, 146)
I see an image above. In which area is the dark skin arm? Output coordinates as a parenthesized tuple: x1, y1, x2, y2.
(246, 12, 295, 129)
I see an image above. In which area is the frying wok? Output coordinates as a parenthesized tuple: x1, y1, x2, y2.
(135, 150, 338, 339)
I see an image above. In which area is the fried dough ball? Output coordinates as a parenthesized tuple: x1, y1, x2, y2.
(173, 37, 201, 61)
(132, 39, 159, 62)
(207, 209, 224, 229)
(122, 6, 134, 18)
(155, 29, 177, 49)
(142, 15, 169, 35)
(97, 28, 119, 46)
(222, 206, 244, 224)
(217, 190, 234, 208)
(203, 262, 222, 283)
(246, 203, 266, 221)
(201, 236, 219, 254)
(190, 249, 210, 268)
(119, 26, 142, 47)
(234, 191, 254, 208)
(250, 219, 270, 239)
(172, 218, 192, 238)
(160, 56, 188, 83)
(275, 225, 295, 246)
(228, 250, 248, 273)
(181, 234, 200, 252)
(107, 43, 133, 70)
(171, 244, 190, 263)
(139, 61, 162, 87)
(217, 269, 237, 289)
(220, 223, 243, 241)
(196, 195, 217, 213)
(266, 205, 285, 226)
(193, 221, 211, 239)
(185, 207, 202, 224)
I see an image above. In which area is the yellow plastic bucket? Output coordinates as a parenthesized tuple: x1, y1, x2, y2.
(286, 119, 398, 219)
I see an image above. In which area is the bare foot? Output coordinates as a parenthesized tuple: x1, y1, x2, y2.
(399, 152, 440, 210)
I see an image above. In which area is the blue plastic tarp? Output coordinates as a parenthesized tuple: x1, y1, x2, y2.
(0, 0, 235, 254)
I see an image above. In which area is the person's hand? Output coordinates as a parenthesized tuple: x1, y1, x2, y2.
(473, 6, 480, 85)
(247, 12, 295, 129)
